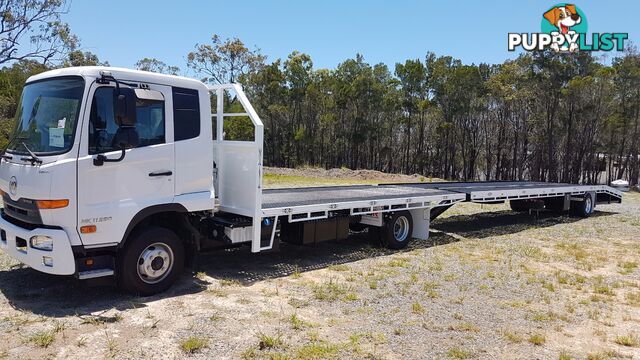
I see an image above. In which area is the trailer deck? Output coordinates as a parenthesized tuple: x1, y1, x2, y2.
(261, 181, 623, 219)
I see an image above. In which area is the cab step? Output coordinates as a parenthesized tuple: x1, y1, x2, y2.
(77, 269, 114, 280)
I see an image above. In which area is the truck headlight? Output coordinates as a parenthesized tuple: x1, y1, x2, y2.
(30, 235, 53, 251)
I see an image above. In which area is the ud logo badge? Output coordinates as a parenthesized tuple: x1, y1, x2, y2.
(9, 176, 17, 196)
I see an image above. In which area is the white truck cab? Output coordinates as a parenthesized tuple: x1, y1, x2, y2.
(0, 67, 218, 294)
(0, 66, 623, 296)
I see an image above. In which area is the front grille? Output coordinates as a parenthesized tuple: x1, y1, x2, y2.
(2, 194, 42, 226)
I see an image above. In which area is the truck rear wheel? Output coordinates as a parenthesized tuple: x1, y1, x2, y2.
(383, 211, 413, 250)
(117, 227, 185, 296)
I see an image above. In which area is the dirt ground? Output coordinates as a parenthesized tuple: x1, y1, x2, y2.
(0, 170, 639, 359)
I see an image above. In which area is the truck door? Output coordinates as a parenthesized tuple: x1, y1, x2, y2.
(76, 82, 175, 247)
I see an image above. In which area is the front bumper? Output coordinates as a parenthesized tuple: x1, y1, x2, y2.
(0, 214, 75, 275)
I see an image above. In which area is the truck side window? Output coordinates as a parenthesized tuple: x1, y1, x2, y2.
(89, 87, 165, 154)
(172, 87, 200, 141)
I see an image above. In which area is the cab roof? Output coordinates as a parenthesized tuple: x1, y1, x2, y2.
(26, 66, 209, 92)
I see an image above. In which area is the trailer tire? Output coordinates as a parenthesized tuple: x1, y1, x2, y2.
(117, 227, 185, 296)
(383, 211, 413, 250)
(572, 193, 594, 218)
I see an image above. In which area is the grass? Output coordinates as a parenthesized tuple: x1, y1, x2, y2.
(613, 333, 639, 347)
(27, 330, 56, 348)
(289, 314, 312, 330)
(327, 264, 350, 272)
(447, 347, 471, 359)
(312, 279, 350, 302)
(558, 350, 572, 360)
(626, 291, 640, 306)
(411, 302, 425, 314)
(257, 333, 284, 350)
(295, 341, 340, 359)
(593, 278, 616, 296)
(528, 334, 546, 346)
(555, 242, 588, 261)
(180, 336, 209, 354)
(387, 257, 411, 268)
(528, 311, 556, 322)
(618, 261, 638, 275)
(503, 330, 523, 343)
(448, 322, 480, 332)
(220, 278, 242, 287)
(343, 293, 358, 301)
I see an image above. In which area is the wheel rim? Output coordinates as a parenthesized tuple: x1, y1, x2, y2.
(584, 197, 592, 213)
(137, 242, 174, 284)
(393, 216, 410, 242)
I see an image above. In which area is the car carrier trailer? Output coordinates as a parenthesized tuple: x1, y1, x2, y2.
(0, 67, 623, 295)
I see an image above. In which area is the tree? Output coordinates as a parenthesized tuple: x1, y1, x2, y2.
(187, 34, 265, 84)
(64, 50, 108, 67)
(0, 0, 78, 65)
(135, 58, 179, 75)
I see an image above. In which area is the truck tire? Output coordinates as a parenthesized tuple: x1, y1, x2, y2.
(117, 227, 185, 296)
(572, 193, 594, 218)
(383, 211, 413, 250)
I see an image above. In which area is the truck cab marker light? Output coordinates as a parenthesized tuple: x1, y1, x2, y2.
(36, 199, 69, 209)
(80, 225, 97, 234)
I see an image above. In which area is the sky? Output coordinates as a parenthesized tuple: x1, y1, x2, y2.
(64, 0, 639, 73)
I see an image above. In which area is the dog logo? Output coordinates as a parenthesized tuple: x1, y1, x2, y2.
(544, 4, 581, 34)
(542, 4, 584, 52)
(508, 3, 628, 53)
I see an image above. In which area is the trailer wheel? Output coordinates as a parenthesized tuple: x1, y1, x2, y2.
(117, 227, 185, 296)
(383, 211, 413, 250)
(572, 193, 594, 218)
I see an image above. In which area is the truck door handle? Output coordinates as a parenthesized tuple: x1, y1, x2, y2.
(148, 171, 172, 177)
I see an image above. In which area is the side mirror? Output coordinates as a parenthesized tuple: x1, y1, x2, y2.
(114, 87, 137, 127)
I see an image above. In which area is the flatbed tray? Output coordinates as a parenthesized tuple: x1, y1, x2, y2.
(262, 181, 622, 213)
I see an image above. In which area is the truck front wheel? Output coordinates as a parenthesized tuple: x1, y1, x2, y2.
(117, 227, 185, 296)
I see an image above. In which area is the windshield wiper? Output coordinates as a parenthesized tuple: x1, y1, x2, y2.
(19, 142, 42, 165)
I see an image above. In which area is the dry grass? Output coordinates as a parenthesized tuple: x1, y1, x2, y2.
(179, 336, 209, 354)
(0, 172, 637, 359)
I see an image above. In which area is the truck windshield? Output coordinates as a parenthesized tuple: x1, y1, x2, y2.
(6, 77, 85, 155)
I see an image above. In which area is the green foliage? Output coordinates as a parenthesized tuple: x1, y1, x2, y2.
(1, 24, 639, 187)
(135, 58, 179, 75)
(243, 48, 640, 184)
(187, 34, 265, 84)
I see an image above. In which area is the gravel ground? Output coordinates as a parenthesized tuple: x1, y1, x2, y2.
(0, 178, 638, 359)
